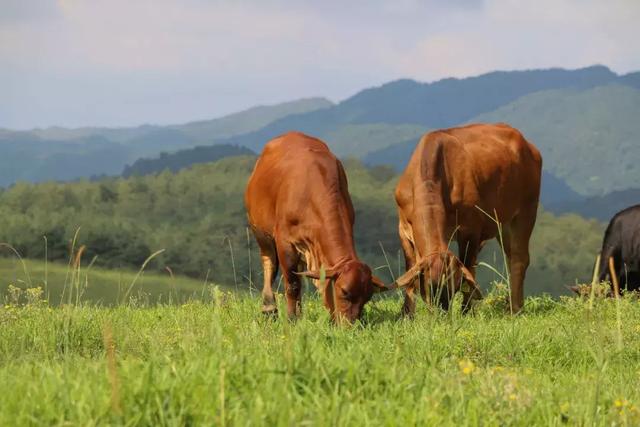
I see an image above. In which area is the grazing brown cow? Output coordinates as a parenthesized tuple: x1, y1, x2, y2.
(245, 131, 386, 322)
(392, 123, 542, 314)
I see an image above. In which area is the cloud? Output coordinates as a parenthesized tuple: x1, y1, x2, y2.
(388, 0, 640, 80)
(1, 0, 639, 128)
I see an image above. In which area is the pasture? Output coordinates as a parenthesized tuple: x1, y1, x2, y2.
(1, 273, 640, 426)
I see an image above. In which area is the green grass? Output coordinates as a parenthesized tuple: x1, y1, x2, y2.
(0, 257, 232, 306)
(1, 282, 640, 426)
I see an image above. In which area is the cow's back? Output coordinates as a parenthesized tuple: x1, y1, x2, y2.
(601, 205, 640, 274)
(245, 132, 351, 237)
(398, 124, 541, 225)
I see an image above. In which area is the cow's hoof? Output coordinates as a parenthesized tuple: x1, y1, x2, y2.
(261, 304, 278, 315)
(401, 310, 415, 320)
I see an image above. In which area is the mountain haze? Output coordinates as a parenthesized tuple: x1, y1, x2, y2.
(0, 98, 331, 186)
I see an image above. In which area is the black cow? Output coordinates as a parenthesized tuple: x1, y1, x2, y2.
(596, 205, 640, 293)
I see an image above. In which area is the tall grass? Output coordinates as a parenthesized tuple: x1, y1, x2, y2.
(0, 285, 639, 425)
(0, 244, 639, 425)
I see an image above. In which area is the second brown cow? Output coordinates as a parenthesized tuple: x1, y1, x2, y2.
(392, 123, 542, 314)
(245, 132, 386, 322)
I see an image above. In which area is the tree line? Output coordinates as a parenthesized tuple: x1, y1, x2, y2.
(0, 156, 604, 295)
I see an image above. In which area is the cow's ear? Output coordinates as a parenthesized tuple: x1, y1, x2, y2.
(458, 265, 482, 298)
(460, 265, 477, 287)
(371, 275, 390, 293)
(390, 262, 423, 289)
(567, 285, 582, 295)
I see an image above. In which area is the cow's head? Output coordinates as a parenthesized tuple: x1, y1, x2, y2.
(391, 251, 481, 307)
(297, 260, 387, 323)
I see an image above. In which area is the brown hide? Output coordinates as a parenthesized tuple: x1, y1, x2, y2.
(245, 131, 385, 322)
(394, 123, 542, 314)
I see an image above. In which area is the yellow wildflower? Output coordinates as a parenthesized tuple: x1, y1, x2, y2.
(458, 359, 475, 375)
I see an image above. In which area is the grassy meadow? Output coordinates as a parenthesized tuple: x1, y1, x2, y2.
(1, 269, 640, 425)
(0, 256, 233, 307)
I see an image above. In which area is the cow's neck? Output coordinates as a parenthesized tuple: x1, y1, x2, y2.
(317, 224, 358, 268)
(413, 181, 452, 258)
(314, 203, 358, 269)
(414, 208, 451, 258)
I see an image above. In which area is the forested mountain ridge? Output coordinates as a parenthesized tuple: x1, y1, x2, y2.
(215, 65, 619, 155)
(123, 144, 255, 177)
(471, 83, 640, 195)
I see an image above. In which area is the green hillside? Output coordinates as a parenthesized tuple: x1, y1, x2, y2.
(472, 84, 640, 195)
(0, 156, 603, 296)
(0, 258, 226, 306)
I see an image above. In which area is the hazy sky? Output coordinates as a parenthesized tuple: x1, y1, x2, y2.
(2, 0, 639, 129)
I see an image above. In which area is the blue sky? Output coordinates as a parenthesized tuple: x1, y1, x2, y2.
(2, 0, 639, 129)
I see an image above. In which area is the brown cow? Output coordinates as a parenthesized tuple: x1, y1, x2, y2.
(245, 131, 386, 322)
(392, 123, 542, 314)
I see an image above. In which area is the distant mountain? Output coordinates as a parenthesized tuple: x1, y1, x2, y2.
(25, 97, 332, 145)
(547, 188, 640, 221)
(0, 134, 131, 185)
(619, 71, 640, 90)
(2, 65, 640, 193)
(123, 144, 255, 177)
(217, 65, 618, 155)
(362, 137, 583, 208)
(170, 97, 333, 143)
(0, 98, 331, 186)
(472, 83, 640, 195)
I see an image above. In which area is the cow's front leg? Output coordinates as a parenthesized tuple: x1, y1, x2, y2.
(276, 240, 302, 319)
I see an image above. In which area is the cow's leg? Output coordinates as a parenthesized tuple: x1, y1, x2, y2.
(457, 237, 482, 312)
(275, 239, 303, 320)
(502, 205, 537, 314)
(399, 222, 417, 317)
(253, 229, 279, 315)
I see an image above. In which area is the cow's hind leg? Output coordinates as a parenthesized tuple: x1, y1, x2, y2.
(276, 239, 303, 320)
(457, 237, 482, 312)
(502, 205, 537, 314)
(253, 228, 279, 315)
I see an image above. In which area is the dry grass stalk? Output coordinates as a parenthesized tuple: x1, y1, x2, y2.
(102, 322, 122, 416)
